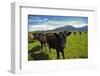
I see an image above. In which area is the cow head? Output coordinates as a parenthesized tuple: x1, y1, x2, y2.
(58, 31, 71, 48)
(53, 32, 67, 49)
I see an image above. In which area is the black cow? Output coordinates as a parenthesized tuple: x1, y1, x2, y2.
(47, 31, 71, 59)
(73, 32, 76, 35)
(79, 32, 81, 35)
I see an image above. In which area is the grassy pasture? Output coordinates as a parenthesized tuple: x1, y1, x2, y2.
(28, 32, 88, 61)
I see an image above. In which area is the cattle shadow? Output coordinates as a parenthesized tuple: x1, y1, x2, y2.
(28, 40, 36, 43)
(28, 46, 50, 60)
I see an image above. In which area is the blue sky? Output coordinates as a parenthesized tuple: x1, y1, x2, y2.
(28, 15, 88, 31)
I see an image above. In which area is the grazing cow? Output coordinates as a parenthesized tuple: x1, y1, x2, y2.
(47, 31, 71, 59)
(79, 32, 81, 35)
(33, 32, 47, 51)
(73, 32, 76, 35)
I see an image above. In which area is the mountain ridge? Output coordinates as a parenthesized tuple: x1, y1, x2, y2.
(48, 25, 88, 32)
(29, 25, 88, 32)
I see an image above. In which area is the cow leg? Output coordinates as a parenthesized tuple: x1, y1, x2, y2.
(62, 51, 65, 59)
(41, 43, 43, 51)
(49, 48, 51, 53)
(79, 32, 81, 35)
(44, 43, 46, 51)
(56, 50, 60, 59)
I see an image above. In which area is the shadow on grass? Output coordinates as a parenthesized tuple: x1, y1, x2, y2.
(28, 46, 49, 60)
(79, 55, 88, 58)
(28, 40, 36, 43)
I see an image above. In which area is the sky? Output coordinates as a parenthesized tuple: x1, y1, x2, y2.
(28, 15, 88, 31)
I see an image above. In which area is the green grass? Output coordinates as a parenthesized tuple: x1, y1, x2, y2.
(28, 32, 88, 61)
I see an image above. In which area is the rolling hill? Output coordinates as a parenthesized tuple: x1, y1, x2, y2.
(46, 25, 88, 32)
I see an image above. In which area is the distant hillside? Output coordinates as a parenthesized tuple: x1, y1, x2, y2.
(29, 25, 88, 32)
(77, 25, 88, 31)
(46, 25, 88, 32)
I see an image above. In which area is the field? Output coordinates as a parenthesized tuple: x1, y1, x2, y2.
(28, 32, 88, 61)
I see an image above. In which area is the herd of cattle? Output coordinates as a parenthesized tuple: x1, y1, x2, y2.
(28, 31, 87, 59)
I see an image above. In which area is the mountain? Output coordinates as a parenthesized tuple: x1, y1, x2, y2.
(32, 25, 88, 32)
(46, 25, 88, 32)
(52, 25, 88, 31)
(52, 25, 76, 31)
(77, 25, 88, 31)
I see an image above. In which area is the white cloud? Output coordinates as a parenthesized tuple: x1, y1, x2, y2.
(28, 24, 67, 31)
(29, 24, 54, 31)
(47, 20, 87, 27)
(66, 21, 87, 28)
(47, 20, 68, 25)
